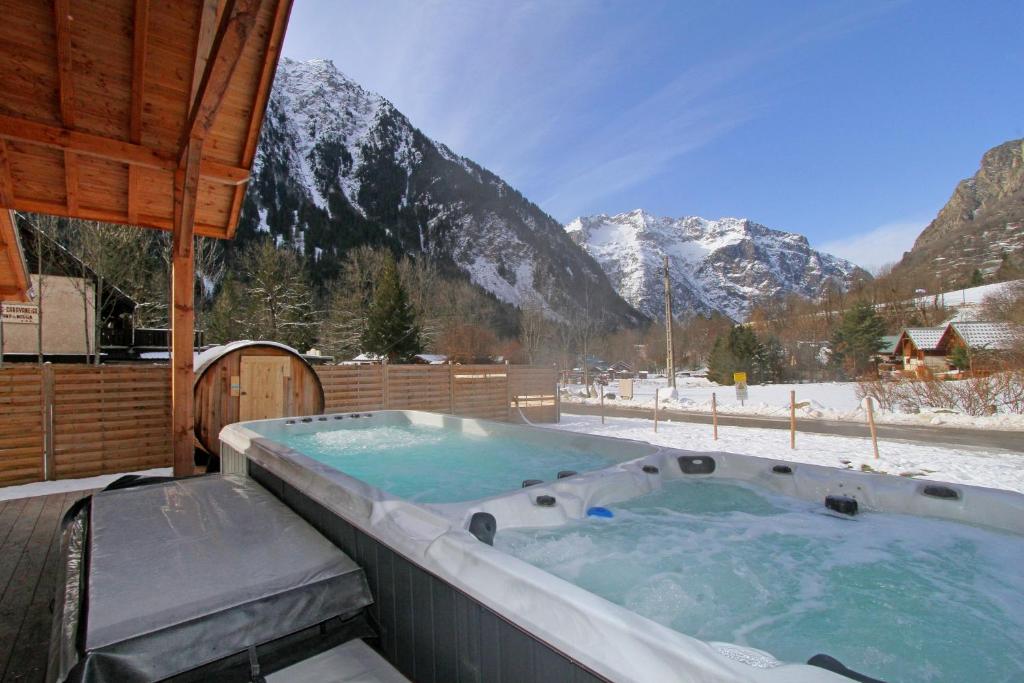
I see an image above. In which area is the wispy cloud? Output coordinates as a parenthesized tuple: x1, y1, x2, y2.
(818, 219, 926, 273)
(283, 1, 902, 223)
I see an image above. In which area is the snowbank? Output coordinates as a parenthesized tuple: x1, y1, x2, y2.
(564, 378, 1024, 431)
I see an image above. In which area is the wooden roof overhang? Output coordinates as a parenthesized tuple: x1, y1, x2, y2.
(0, 0, 293, 475)
(0, 210, 32, 302)
(0, 0, 291, 242)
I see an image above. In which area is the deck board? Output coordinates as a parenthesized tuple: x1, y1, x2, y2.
(0, 491, 93, 683)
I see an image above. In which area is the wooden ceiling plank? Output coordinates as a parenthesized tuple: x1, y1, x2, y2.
(130, 0, 150, 145)
(53, 0, 76, 128)
(180, 0, 262, 157)
(64, 150, 79, 213)
(0, 140, 14, 206)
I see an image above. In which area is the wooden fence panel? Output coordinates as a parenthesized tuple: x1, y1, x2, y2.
(50, 365, 171, 479)
(452, 365, 509, 421)
(385, 365, 451, 412)
(508, 365, 558, 423)
(0, 366, 44, 485)
(316, 365, 385, 413)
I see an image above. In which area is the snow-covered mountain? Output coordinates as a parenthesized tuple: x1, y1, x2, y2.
(566, 210, 868, 321)
(238, 58, 643, 326)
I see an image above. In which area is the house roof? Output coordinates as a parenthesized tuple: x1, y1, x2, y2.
(949, 322, 1019, 351)
(902, 328, 945, 351)
(0, 210, 31, 301)
(877, 335, 900, 354)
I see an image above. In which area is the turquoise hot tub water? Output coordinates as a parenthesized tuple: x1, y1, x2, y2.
(496, 479, 1024, 683)
(267, 422, 623, 503)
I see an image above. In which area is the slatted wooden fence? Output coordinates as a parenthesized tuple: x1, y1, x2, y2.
(0, 367, 45, 486)
(315, 363, 557, 422)
(0, 363, 558, 485)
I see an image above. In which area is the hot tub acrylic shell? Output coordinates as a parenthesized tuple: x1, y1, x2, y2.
(219, 410, 1024, 683)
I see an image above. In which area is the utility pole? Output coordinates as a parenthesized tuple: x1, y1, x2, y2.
(663, 254, 675, 388)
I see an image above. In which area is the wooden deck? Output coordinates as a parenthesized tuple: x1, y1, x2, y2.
(0, 491, 94, 683)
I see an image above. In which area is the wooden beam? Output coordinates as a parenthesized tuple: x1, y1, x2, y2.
(130, 0, 150, 144)
(0, 140, 13, 207)
(170, 139, 203, 476)
(227, 0, 292, 237)
(0, 115, 249, 184)
(54, 0, 76, 129)
(191, 0, 223, 107)
(181, 0, 261, 156)
(6, 197, 232, 238)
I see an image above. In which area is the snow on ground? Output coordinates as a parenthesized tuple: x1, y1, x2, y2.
(0, 467, 171, 502)
(548, 414, 1024, 494)
(563, 376, 1024, 430)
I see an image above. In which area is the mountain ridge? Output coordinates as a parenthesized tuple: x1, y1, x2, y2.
(886, 138, 1024, 288)
(566, 209, 869, 321)
(237, 58, 645, 327)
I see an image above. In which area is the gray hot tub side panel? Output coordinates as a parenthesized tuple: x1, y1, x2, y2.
(69, 476, 373, 683)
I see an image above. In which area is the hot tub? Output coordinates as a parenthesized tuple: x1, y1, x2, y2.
(220, 410, 1024, 683)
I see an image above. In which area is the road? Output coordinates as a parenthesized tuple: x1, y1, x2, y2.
(561, 403, 1024, 452)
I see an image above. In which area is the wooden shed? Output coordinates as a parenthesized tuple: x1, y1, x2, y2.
(193, 341, 324, 456)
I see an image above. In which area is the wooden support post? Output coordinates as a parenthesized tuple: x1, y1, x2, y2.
(712, 391, 718, 440)
(42, 362, 55, 480)
(382, 359, 390, 409)
(600, 382, 605, 425)
(866, 397, 880, 460)
(448, 361, 455, 415)
(790, 390, 796, 450)
(170, 141, 201, 477)
(654, 388, 659, 433)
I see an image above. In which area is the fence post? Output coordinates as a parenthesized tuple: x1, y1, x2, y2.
(448, 361, 455, 415)
(554, 362, 560, 423)
(790, 390, 796, 450)
(866, 397, 880, 459)
(505, 360, 512, 422)
(42, 362, 55, 480)
(712, 392, 718, 440)
(382, 359, 390, 409)
(654, 388, 659, 433)
(600, 382, 605, 425)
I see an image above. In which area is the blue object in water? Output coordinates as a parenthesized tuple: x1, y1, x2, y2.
(587, 506, 614, 518)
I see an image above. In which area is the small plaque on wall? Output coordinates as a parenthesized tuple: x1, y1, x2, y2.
(230, 375, 241, 397)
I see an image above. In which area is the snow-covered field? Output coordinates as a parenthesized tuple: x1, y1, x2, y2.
(0, 468, 171, 502)
(563, 376, 1024, 430)
(549, 414, 1024, 494)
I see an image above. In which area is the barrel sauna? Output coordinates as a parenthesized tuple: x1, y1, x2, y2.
(193, 341, 324, 457)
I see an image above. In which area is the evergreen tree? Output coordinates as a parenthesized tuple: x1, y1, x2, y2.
(948, 344, 971, 371)
(754, 335, 786, 384)
(969, 268, 984, 287)
(361, 253, 422, 362)
(707, 325, 765, 384)
(830, 302, 886, 378)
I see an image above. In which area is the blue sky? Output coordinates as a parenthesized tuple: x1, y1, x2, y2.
(282, 1, 1024, 271)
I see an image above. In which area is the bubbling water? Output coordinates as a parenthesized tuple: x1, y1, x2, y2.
(278, 423, 620, 503)
(497, 479, 1024, 682)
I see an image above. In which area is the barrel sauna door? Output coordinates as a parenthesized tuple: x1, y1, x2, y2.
(239, 356, 291, 421)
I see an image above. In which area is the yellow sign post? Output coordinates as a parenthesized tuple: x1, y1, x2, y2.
(733, 372, 748, 405)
